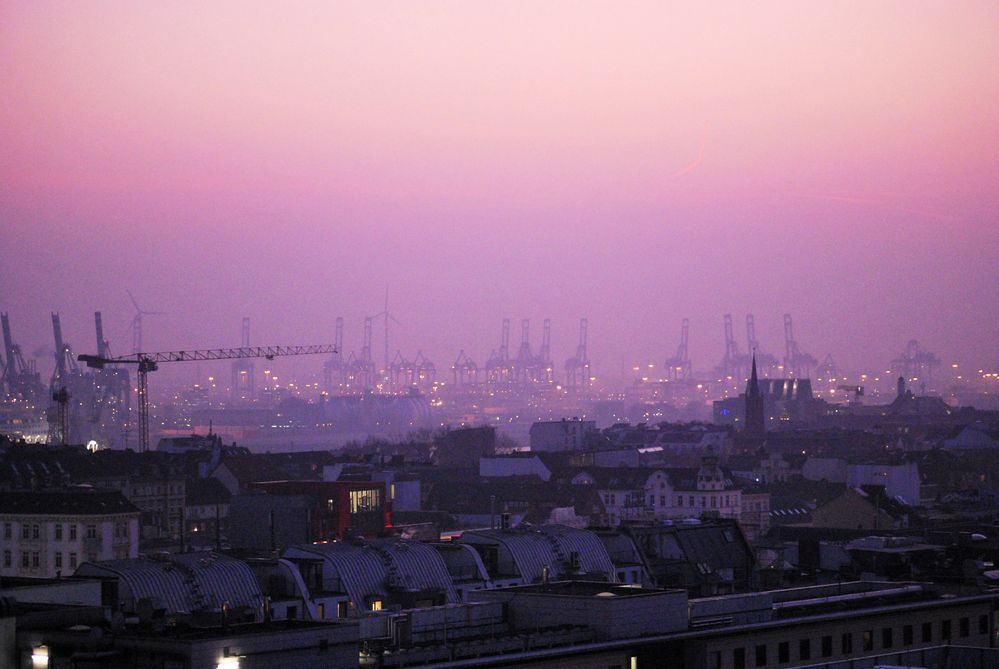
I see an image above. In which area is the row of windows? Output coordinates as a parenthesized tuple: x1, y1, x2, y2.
(717, 616, 989, 669)
(131, 483, 183, 496)
(676, 495, 738, 509)
(2, 549, 78, 570)
(602, 494, 741, 509)
(3, 522, 96, 541)
(3, 522, 131, 542)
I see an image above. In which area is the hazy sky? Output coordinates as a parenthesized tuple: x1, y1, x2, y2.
(2, 1, 997, 386)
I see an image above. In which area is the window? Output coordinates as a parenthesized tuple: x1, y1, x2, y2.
(31, 524, 39, 539)
(54, 524, 62, 541)
(31, 552, 39, 568)
(677, 496, 683, 507)
(22, 552, 29, 568)
(778, 641, 789, 663)
(22, 524, 30, 539)
(980, 614, 989, 635)
(2, 550, 10, 567)
(710, 496, 717, 509)
(755, 644, 766, 666)
(903, 624, 913, 645)
(960, 617, 970, 637)
(69, 552, 77, 568)
(841, 632, 853, 654)
(370, 599, 383, 611)
(882, 627, 893, 648)
(660, 496, 666, 506)
(3, 523, 10, 539)
(821, 635, 832, 657)
(733, 647, 745, 669)
(799, 639, 810, 661)
(86, 524, 97, 539)
(688, 496, 694, 506)
(942, 619, 952, 640)
(55, 552, 62, 569)
(863, 630, 873, 651)
(922, 622, 932, 642)
(69, 524, 77, 540)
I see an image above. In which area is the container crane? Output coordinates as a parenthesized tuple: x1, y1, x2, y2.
(79, 344, 335, 452)
(665, 318, 691, 381)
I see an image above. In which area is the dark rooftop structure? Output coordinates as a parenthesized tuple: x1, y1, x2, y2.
(0, 489, 139, 515)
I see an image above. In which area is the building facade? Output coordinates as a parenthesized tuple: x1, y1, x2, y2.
(0, 490, 139, 578)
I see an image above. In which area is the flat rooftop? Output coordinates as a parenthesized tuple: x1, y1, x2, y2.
(501, 581, 679, 598)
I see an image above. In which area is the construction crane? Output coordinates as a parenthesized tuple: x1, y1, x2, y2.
(79, 344, 335, 452)
(664, 318, 691, 381)
(48, 312, 83, 445)
(452, 350, 479, 387)
(745, 314, 779, 377)
(890, 340, 940, 385)
(485, 319, 513, 387)
(322, 317, 346, 393)
(1, 312, 44, 402)
(783, 314, 817, 378)
(514, 319, 533, 386)
(92, 311, 130, 447)
(564, 318, 591, 394)
(230, 318, 255, 403)
(538, 318, 554, 384)
(716, 314, 746, 380)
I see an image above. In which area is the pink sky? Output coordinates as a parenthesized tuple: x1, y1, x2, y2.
(1, 1, 997, 384)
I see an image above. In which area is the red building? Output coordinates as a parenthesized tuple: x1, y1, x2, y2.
(249, 480, 390, 541)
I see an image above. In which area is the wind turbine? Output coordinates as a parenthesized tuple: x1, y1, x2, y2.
(127, 290, 165, 355)
(368, 286, 401, 378)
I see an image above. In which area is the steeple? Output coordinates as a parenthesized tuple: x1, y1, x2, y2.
(744, 352, 766, 436)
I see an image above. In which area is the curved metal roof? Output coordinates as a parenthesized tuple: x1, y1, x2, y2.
(287, 538, 458, 607)
(459, 525, 616, 583)
(75, 552, 263, 616)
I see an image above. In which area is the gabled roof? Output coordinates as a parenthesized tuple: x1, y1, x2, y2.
(185, 477, 231, 506)
(213, 457, 288, 485)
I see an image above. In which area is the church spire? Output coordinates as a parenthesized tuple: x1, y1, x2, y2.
(745, 351, 765, 436)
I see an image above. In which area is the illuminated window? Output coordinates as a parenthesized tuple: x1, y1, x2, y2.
(349, 489, 382, 513)
(370, 599, 383, 611)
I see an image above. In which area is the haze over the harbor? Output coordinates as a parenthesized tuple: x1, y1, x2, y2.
(2, 2, 997, 382)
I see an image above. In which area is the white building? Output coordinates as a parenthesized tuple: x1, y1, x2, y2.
(572, 455, 742, 526)
(0, 490, 140, 578)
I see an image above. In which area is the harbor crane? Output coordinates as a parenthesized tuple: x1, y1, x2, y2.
(79, 344, 335, 452)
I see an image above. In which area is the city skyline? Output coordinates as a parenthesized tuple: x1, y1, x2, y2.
(2, 2, 997, 380)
